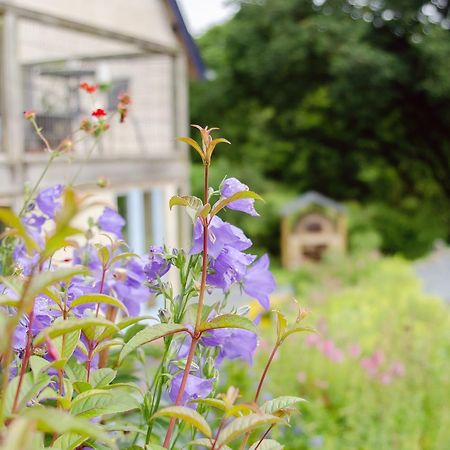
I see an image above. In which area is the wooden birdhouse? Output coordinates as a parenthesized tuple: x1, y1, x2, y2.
(280, 191, 346, 268)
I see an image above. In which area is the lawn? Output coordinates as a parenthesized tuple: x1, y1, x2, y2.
(224, 253, 450, 450)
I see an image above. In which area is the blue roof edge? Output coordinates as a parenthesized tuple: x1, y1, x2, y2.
(166, 0, 207, 80)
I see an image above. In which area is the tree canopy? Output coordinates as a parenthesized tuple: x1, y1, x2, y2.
(191, 0, 450, 258)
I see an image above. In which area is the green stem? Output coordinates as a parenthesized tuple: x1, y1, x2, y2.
(19, 152, 57, 217)
(163, 161, 210, 448)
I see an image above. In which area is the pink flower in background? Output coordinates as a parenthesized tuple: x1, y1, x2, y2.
(348, 344, 361, 358)
(380, 373, 392, 385)
(389, 361, 406, 377)
(361, 350, 385, 378)
(297, 371, 306, 383)
(371, 350, 384, 366)
(320, 339, 344, 363)
(305, 333, 321, 347)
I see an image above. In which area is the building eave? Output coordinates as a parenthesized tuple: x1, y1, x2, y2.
(164, 0, 207, 80)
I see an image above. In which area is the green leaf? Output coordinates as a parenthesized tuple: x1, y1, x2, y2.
(177, 136, 205, 161)
(34, 317, 118, 346)
(249, 439, 284, 450)
(0, 296, 19, 307)
(90, 368, 117, 388)
(42, 227, 80, 260)
(152, 406, 212, 438)
(97, 315, 155, 341)
(23, 407, 116, 449)
(3, 372, 51, 415)
(281, 326, 316, 343)
(69, 293, 128, 315)
(197, 203, 211, 218)
(0, 208, 39, 253)
(65, 358, 87, 383)
(189, 398, 226, 411)
(210, 191, 263, 217)
(53, 433, 87, 450)
(119, 323, 187, 364)
(186, 438, 232, 450)
(25, 267, 88, 309)
(53, 329, 81, 361)
(206, 137, 231, 158)
(260, 396, 306, 415)
(199, 314, 257, 334)
(92, 339, 122, 356)
(169, 195, 204, 222)
(217, 414, 282, 446)
(275, 311, 288, 343)
(29, 355, 49, 381)
(70, 389, 113, 418)
(0, 417, 37, 450)
(109, 251, 140, 266)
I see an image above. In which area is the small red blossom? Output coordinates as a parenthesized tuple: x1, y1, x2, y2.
(80, 118, 92, 132)
(118, 92, 131, 105)
(92, 108, 107, 118)
(24, 110, 36, 120)
(80, 81, 97, 93)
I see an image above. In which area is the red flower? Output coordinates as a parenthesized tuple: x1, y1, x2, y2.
(118, 92, 131, 105)
(80, 82, 97, 93)
(24, 110, 36, 120)
(92, 108, 107, 118)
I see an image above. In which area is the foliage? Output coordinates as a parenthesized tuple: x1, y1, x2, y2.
(191, 0, 450, 257)
(225, 255, 450, 449)
(0, 104, 312, 449)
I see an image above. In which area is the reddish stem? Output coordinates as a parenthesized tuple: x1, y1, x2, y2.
(162, 337, 199, 448)
(95, 265, 107, 317)
(240, 344, 280, 450)
(211, 416, 227, 450)
(254, 425, 275, 450)
(254, 344, 279, 402)
(163, 161, 210, 448)
(12, 310, 34, 413)
(86, 264, 106, 380)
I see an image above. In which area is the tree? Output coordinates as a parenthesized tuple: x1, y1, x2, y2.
(191, 0, 450, 258)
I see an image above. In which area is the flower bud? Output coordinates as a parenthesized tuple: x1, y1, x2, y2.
(96, 176, 109, 188)
(158, 308, 171, 324)
(237, 305, 251, 316)
(45, 337, 59, 361)
(24, 110, 36, 120)
(112, 268, 127, 282)
(203, 356, 216, 379)
(80, 118, 92, 132)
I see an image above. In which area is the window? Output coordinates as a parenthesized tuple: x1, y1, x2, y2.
(305, 221, 322, 233)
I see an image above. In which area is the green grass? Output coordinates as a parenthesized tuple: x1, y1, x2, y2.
(225, 255, 450, 450)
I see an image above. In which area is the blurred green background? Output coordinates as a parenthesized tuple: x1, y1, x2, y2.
(189, 1, 450, 449)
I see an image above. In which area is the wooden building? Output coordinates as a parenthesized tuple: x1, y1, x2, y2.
(281, 191, 346, 268)
(0, 0, 204, 252)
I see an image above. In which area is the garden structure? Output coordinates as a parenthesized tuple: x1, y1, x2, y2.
(280, 191, 347, 268)
(0, 0, 204, 253)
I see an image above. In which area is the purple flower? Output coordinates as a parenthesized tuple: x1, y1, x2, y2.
(191, 216, 252, 259)
(13, 295, 60, 353)
(113, 259, 150, 316)
(202, 328, 257, 364)
(13, 242, 40, 276)
(243, 254, 276, 309)
(220, 178, 259, 216)
(169, 373, 213, 405)
(207, 247, 255, 292)
(98, 207, 125, 238)
(73, 245, 102, 271)
(36, 185, 63, 218)
(144, 246, 171, 283)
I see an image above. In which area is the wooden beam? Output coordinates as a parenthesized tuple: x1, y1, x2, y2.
(0, 1, 178, 56)
(0, 10, 24, 207)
